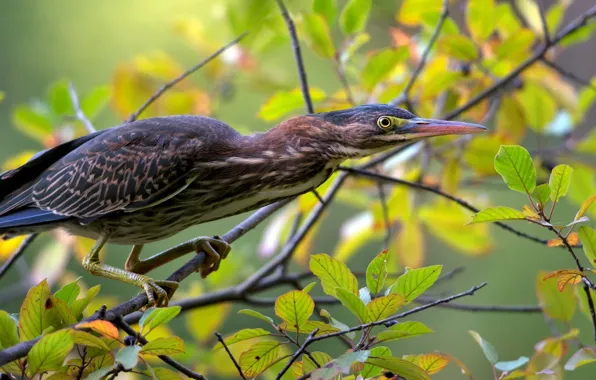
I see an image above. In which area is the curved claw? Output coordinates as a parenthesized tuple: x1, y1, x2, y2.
(141, 279, 179, 307)
(193, 235, 231, 278)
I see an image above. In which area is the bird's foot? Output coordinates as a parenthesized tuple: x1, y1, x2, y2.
(139, 278, 179, 307)
(193, 235, 231, 278)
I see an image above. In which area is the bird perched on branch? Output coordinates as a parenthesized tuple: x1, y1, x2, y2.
(0, 104, 485, 306)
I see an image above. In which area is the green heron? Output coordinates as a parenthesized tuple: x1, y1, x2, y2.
(0, 104, 485, 305)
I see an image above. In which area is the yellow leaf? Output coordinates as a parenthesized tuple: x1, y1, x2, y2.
(0, 235, 27, 260)
(575, 194, 596, 221)
(239, 341, 282, 377)
(186, 303, 231, 343)
(365, 294, 405, 322)
(404, 353, 449, 375)
(275, 290, 314, 329)
(394, 221, 425, 269)
(536, 271, 576, 321)
(397, 0, 442, 26)
(258, 88, 326, 121)
(76, 320, 119, 340)
(515, 82, 557, 131)
(309, 253, 358, 296)
(547, 238, 563, 247)
(543, 269, 583, 291)
(2, 151, 36, 172)
(466, 0, 496, 42)
(496, 97, 526, 144)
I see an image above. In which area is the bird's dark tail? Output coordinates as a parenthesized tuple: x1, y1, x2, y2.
(0, 208, 69, 237)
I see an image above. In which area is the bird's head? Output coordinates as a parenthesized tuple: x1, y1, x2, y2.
(310, 104, 486, 158)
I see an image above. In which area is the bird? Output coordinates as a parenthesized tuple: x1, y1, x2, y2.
(0, 104, 486, 306)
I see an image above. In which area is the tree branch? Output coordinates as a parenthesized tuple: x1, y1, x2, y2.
(215, 332, 246, 380)
(68, 83, 96, 133)
(276, 0, 314, 113)
(128, 32, 248, 122)
(444, 4, 596, 119)
(114, 316, 207, 380)
(0, 234, 37, 281)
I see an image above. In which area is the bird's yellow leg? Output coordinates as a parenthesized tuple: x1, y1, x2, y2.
(82, 234, 178, 307)
(124, 236, 231, 278)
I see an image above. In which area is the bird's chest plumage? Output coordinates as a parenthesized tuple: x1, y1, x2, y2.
(76, 157, 338, 244)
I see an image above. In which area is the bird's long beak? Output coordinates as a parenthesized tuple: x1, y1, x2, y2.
(398, 117, 487, 140)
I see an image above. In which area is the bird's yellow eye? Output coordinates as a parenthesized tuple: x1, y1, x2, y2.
(377, 116, 394, 130)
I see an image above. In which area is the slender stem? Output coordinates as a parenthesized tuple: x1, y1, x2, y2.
(537, 0, 551, 43)
(215, 332, 246, 379)
(275, 329, 319, 380)
(542, 59, 596, 91)
(376, 182, 391, 250)
(128, 32, 248, 122)
(114, 316, 207, 380)
(0, 234, 37, 281)
(334, 57, 355, 106)
(276, 0, 314, 113)
(68, 83, 96, 133)
(444, 5, 596, 119)
(340, 167, 554, 246)
(390, 0, 449, 106)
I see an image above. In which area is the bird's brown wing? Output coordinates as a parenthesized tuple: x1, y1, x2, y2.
(27, 116, 238, 220)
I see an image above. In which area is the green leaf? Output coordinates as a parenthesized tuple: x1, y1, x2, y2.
(392, 265, 442, 303)
(516, 82, 556, 131)
(439, 35, 478, 61)
(361, 347, 392, 379)
(19, 279, 66, 341)
(139, 306, 181, 335)
(116, 345, 142, 370)
(579, 227, 596, 266)
(27, 330, 74, 376)
(335, 288, 367, 322)
(532, 184, 551, 205)
(366, 251, 389, 296)
(339, 0, 371, 35)
(0, 91, 4, 103)
(213, 328, 271, 352)
(303, 282, 317, 293)
(311, 350, 371, 380)
(238, 309, 274, 324)
(302, 13, 335, 58)
(466, 0, 496, 41)
(86, 366, 113, 380)
(361, 47, 409, 90)
(12, 105, 53, 142)
(375, 321, 433, 343)
(54, 278, 81, 307)
(564, 347, 596, 370)
(366, 356, 430, 380)
(560, 22, 596, 47)
(148, 367, 186, 380)
(313, 0, 337, 26)
(303, 351, 333, 374)
(275, 290, 314, 329)
(536, 271, 576, 321)
(468, 206, 526, 224)
(495, 356, 529, 372)
(48, 80, 74, 116)
(280, 320, 340, 335)
(71, 330, 110, 351)
(549, 164, 573, 202)
(70, 285, 100, 318)
(258, 88, 326, 121)
(81, 85, 110, 120)
(0, 310, 20, 348)
(366, 295, 405, 322)
(494, 145, 536, 194)
(469, 330, 499, 364)
(309, 253, 358, 296)
(141, 336, 185, 356)
(239, 341, 282, 377)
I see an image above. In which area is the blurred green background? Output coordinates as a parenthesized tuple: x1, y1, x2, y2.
(0, 0, 595, 379)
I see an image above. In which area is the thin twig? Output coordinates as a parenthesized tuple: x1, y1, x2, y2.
(548, 226, 596, 342)
(333, 58, 355, 105)
(340, 166, 555, 246)
(68, 83, 96, 133)
(537, 0, 551, 43)
(542, 59, 596, 91)
(114, 316, 208, 380)
(390, 0, 449, 106)
(376, 182, 391, 250)
(215, 332, 246, 379)
(276, 329, 319, 380)
(128, 32, 248, 122)
(276, 0, 314, 113)
(445, 5, 596, 119)
(0, 234, 37, 281)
